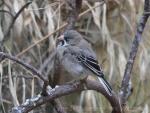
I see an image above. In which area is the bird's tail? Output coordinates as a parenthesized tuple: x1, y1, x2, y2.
(98, 77, 112, 96)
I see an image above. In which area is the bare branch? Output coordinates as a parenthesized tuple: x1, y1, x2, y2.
(120, 0, 150, 106)
(0, 52, 48, 84)
(0, 53, 66, 113)
(0, 10, 14, 17)
(10, 79, 121, 113)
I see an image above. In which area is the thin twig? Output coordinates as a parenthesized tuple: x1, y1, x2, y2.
(16, 1, 105, 57)
(2, 1, 32, 44)
(0, 10, 14, 17)
(120, 0, 150, 107)
(0, 52, 48, 84)
(10, 79, 121, 113)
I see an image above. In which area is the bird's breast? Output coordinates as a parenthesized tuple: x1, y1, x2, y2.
(62, 53, 87, 78)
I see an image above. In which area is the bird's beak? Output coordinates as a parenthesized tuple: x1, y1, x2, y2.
(57, 35, 64, 41)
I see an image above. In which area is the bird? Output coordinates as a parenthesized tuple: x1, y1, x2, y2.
(56, 30, 112, 96)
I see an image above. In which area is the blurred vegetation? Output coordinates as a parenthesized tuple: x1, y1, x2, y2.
(0, 0, 150, 113)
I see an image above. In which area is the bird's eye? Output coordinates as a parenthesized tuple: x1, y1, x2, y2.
(57, 40, 64, 46)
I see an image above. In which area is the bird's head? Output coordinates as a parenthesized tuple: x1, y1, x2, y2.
(57, 30, 82, 47)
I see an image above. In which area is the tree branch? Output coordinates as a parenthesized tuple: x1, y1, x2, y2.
(0, 52, 66, 113)
(0, 52, 48, 84)
(10, 79, 121, 113)
(65, 0, 82, 30)
(120, 0, 150, 106)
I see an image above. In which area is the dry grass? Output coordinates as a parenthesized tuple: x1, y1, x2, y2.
(0, 0, 150, 113)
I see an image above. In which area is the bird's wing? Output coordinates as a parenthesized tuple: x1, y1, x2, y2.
(66, 46, 103, 77)
(76, 53, 112, 95)
(76, 53, 104, 77)
(68, 46, 112, 95)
